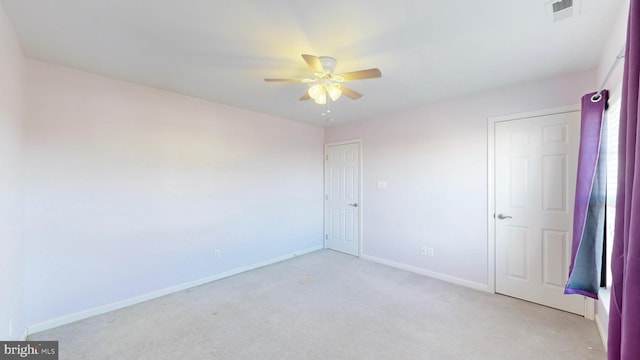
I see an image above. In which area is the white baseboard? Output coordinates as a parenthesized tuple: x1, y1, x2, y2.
(360, 254, 491, 293)
(27, 245, 323, 335)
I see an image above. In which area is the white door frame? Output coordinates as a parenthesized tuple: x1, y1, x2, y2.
(324, 139, 363, 257)
(486, 105, 594, 319)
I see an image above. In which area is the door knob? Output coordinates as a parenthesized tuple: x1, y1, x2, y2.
(497, 214, 512, 220)
(348, 203, 358, 207)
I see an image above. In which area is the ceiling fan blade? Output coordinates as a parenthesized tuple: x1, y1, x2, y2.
(340, 85, 363, 100)
(301, 54, 324, 74)
(337, 68, 382, 81)
(299, 92, 311, 101)
(264, 78, 308, 82)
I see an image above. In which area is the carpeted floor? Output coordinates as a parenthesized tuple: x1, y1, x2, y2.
(29, 250, 606, 359)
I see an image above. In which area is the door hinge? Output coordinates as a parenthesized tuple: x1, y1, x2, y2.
(325, 234, 328, 240)
(325, 195, 328, 200)
(326, 154, 329, 161)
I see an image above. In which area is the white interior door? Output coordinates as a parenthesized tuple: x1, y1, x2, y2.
(494, 110, 585, 315)
(325, 142, 360, 256)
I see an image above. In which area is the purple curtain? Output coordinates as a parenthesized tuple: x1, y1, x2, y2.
(565, 90, 608, 299)
(608, 0, 640, 359)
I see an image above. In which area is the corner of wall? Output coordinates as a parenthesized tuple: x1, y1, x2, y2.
(0, 0, 26, 341)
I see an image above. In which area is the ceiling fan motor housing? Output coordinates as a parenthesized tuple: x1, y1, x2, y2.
(319, 56, 337, 74)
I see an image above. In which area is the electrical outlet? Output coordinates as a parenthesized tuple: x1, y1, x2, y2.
(214, 249, 221, 260)
(420, 246, 428, 256)
(427, 247, 434, 257)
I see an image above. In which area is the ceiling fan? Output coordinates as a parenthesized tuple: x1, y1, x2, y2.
(264, 54, 382, 105)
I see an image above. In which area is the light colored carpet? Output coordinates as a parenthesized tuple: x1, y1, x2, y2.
(29, 250, 606, 359)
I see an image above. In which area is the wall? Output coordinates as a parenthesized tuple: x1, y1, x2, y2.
(23, 60, 324, 327)
(0, 3, 25, 340)
(325, 69, 597, 289)
(598, 0, 630, 92)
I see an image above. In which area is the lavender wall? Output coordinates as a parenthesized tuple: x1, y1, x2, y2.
(23, 60, 324, 326)
(0, 4, 25, 340)
(325, 70, 598, 288)
(598, 0, 630, 92)
(6, 5, 617, 332)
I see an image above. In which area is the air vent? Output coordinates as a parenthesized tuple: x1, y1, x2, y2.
(552, 0, 573, 13)
(546, 0, 580, 22)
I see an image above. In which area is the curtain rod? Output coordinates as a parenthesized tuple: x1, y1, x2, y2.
(591, 46, 626, 102)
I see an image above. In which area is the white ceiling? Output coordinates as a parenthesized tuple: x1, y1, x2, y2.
(2, 0, 624, 126)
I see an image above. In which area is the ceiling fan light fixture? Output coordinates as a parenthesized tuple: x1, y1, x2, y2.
(314, 92, 327, 105)
(309, 82, 341, 104)
(327, 83, 342, 101)
(308, 83, 327, 104)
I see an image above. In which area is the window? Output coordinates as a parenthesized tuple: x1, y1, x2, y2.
(605, 94, 621, 288)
